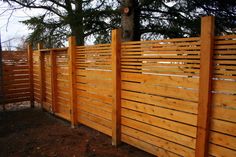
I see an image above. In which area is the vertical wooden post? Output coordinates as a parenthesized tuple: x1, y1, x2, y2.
(50, 50, 57, 113)
(111, 29, 121, 146)
(68, 36, 77, 128)
(27, 45, 34, 108)
(38, 43, 44, 109)
(195, 16, 215, 157)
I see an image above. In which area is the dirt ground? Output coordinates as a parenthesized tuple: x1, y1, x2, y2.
(0, 108, 154, 157)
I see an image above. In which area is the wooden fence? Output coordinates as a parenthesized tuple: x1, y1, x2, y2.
(1, 16, 235, 157)
(0, 50, 32, 106)
(32, 47, 71, 120)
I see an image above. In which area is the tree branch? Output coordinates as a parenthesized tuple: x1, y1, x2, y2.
(5, 0, 64, 18)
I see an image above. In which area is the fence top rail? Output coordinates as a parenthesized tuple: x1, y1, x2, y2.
(35, 47, 68, 52)
(2, 50, 26, 53)
(215, 34, 236, 39)
(122, 37, 201, 45)
(76, 43, 111, 49)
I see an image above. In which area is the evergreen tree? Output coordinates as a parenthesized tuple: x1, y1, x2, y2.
(3, 0, 120, 47)
(121, 0, 236, 41)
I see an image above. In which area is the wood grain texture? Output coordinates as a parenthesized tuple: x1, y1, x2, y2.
(111, 29, 121, 146)
(195, 16, 215, 157)
(68, 36, 77, 127)
(37, 43, 44, 109)
(1, 50, 31, 105)
(50, 50, 57, 113)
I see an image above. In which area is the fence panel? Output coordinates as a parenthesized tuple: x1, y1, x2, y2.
(54, 49, 70, 120)
(41, 51, 52, 112)
(120, 38, 200, 156)
(32, 50, 40, 103)
(209, 35, 236, 157)
(1, 51, 30, 104)
(75, 44, 113, 136)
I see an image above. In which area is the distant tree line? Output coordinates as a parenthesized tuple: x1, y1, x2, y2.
(2, 0, 236, 47)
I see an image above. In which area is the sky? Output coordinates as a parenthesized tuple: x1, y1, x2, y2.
(0, 2, 42, 50)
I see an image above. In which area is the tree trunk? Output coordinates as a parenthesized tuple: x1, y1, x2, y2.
(69, 0, 84, 46)
(70, 23, 84, 46)
(121, 0, 141, 41)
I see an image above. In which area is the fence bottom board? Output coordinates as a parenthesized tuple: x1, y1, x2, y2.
(121, 134, 180, 157)
(42, 102, 52, 113)
(0, 98, 30, 105)
(209, 143, 236, 157)
(55, 112, 70, 121)
(78, 116, 112, 136)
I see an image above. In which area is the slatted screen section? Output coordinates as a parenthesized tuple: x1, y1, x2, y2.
(209, 35, 236, 156)
(76, 44, 113, 136)
(32, 50, 40, 103)
(1, 51, 30, 103)
(32, 49, 70, 119)
(41, 51, 52, 112)
(120, 38, 200, 156)
(54, 49, 70, 120)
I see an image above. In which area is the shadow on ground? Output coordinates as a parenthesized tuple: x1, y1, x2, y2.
(0, 108, 154, 157)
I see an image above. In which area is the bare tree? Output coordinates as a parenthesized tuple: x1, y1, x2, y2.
(15, 36, 27, 51)
(1, 38, 15, 51)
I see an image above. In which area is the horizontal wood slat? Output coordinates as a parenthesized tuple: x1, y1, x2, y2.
(208, 34, 236, 156)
